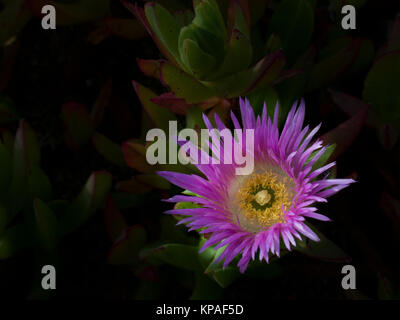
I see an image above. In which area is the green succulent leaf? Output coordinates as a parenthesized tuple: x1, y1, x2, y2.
(160, 62, 215, 103)
(33, 198, 58, 253)
(295, 223, 351, 263)
(28, 166, 53, 201)
(246, 86, 279, 118)
(307, 144, 336, 171)
(227, 0, 250, 38)
(144, 2, 182, 67)
(137, 59, 161, 79)
(199, 238, 240, 288)
(108, 225, 147, 266)
(192, 0, 227, 43)
(60, 171, 112, 235)
(204, 50, 285, 98)
(92, 132, 126, 167)
(186, 106, 207, 130)
(190, 271, 223, 300)
(132, 81, 177, 132)
(307, 38, 362, 91)
(7, 121, 41, 216)
(209, 29, 252, 80)
(180, 38, 217, 79)
(269, 0, 314, 64)
(122, 140, 157, 174)
(141, 243, 201, 271)
(363, 51, 400, 127)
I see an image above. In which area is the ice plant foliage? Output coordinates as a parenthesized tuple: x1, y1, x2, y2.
(159, 98, 354, 273)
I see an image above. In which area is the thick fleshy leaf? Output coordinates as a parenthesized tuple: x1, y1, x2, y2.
(108, 225, 147, 266)
(363, 51, 400, 127)
(186, 106, 207, 130)
(141, 243, 201, 271)
(7, 120, 41, 216)
(92, 132, 126, 167)
(209, 28, 252, 80)
(33, 198, 58, 252)
(62, 102, 94, 149)
(132, 81, 177, 131)
(159, 215, 195, 245)
(0, 95, 18, 124)
(200, 239, 240, 288)
(137, 59, 161, 79)
(246, 86, 279, 118)
(60, 171, 112, 235)
(308, 144, 336, 171)
(28, 166, 52, 201)
(269, 0, 314, 64)
(144, 2, 182, 66)
(244, 50, 286, 94)
(307, 38, 362, 91)
(193, 0, 227, 41)
(203, 50, 285, 98)
(329, 90, 377, 127)
(321, 101, 368, 161)
(159, 61, 215, 103)
(126, 2, 180, 67)
(122, 141, 156, 173)
(190, 272, 223, 300)
(27, 0, 110, 26)
(295, 223, 351, 263)
(151, 92, 191, 115)
(0, 223, 29, 259)
(227, 0, 250, 38)
(180, 38, 217, 79)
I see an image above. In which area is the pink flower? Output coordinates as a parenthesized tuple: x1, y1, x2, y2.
(159, 98, 354, 273)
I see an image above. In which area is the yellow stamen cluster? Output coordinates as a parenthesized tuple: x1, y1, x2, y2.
(229, 168, 295, 233)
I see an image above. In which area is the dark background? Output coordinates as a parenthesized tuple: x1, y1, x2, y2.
(0, 0, 399, 299)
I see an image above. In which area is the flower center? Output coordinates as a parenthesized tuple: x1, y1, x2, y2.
(254, 190, 271, 206)
(228, 167, 296, 233)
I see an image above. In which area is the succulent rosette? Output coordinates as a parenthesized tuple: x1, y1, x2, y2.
(159, 98, 354, 272)
(127, 0, 286, 108)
